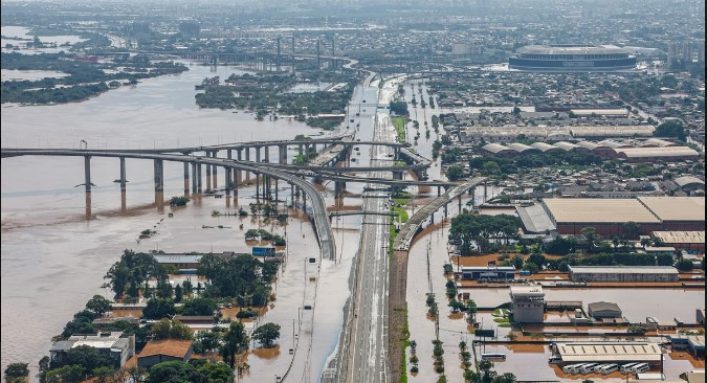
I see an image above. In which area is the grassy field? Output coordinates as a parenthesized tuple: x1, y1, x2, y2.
(392, 116, 407, 142)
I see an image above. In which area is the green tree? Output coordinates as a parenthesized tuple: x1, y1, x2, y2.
(85, 295, 111, 316)
(151, 318, 193, 340)
(252, 322, 281, 348)
(146, 361, 201, 383)
(445, 165, 465, 181)
(655, 120, 687, 141)
(220, 321, 249, 368)
(657, 253, 675, 266)
(4, 363, 29, 382)
(182, 297, 217, 316)
(44, 365, 84, 383)
(194, 328, 222, 353)
(63, 345, 114, 371)
(143, 298, 176, 320)
(621, 222, 642, 239)
(676, 259, 694, 271)
(174, 284, 184, 303)
(92, 366, 115, 383)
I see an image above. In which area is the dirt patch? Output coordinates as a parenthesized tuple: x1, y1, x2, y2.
(109, 308, 144, 318)
(506, 343, 546, 353)
(251, 345, 281, 360)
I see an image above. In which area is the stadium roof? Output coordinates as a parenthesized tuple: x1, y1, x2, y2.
(543, 198, 661, 224)
(517, 44, 629, 55)
(639, 196, 705, 221)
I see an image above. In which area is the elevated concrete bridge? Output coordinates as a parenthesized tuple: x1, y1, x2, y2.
(0, 148, 336, 261)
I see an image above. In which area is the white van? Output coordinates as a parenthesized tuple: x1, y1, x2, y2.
(600, 364, 619, 374)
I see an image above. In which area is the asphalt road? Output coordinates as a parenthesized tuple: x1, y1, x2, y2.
(343, 78, 402, 383)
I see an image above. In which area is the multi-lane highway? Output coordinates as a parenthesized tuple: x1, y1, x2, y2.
(334, 76, 405, 383)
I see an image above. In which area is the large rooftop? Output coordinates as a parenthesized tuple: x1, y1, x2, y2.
(543, 198, 661, 224)
(569, 266, 679, 275)
(651, 231, 705, 244)
(638, 197, 705, 222)
(554, 341, 662, 362)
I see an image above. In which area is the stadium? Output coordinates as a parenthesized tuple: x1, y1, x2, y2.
(509, 44, 637, 71)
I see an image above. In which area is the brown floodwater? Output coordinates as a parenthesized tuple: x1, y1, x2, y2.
(0, 57, 354, 381)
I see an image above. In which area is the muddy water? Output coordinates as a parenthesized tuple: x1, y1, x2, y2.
(405, 195, 483, 383)
(405, 200, 705, 380)
(0, 56, 327, 378)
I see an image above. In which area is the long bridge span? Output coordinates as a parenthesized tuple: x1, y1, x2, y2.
(0, 148, 336, 261)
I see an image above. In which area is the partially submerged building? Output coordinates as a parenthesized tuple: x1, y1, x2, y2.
(50, 332, 135, 369)
(510, 285, 545, 323)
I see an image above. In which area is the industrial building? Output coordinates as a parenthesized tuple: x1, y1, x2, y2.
(588, 302, 623, 319)
(541, 198, 663, 236)
(638, 197, 706, 231)
(652, 231, 705, 252)
(536, 197, 706, 237)
(509, 45, 637, 71)
(459, 266, 516, 281)
(568, 266, 679, 282)
(551, 341, 662, 365)
(510, 285, 545, 323)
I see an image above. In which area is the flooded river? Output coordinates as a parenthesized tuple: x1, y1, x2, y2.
(0, 56, 332, 379)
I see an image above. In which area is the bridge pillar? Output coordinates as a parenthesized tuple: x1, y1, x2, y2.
(483, 182, 488, 204)
(183, 162, 190, 197)
(394, 147, 400, 160)
(264, 146, 270, 163)
(197, 163, 203, 194)
(154, 159, 164, 211)
(444, 203, 448, 218)
(290, 184, 294, 206)
(437, 186, 441, 197)
(334, 181, 346, 198)
(211, 152, 218, 190)
(245, 148, 251, 182)
(274, 178, 279, 202)
(279, 144, 287, 164)
(298, 144, 304, 155)
(227, 149, 232, 160)
(232, 168, 239, 203)
(225, 166, 232, 207)
(191, 162, 198, 195)
(205, 154, 212, 192)
(255, 172, 260, 205)
(84, 156, 92, 219)
(120, 157, 127, 211)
